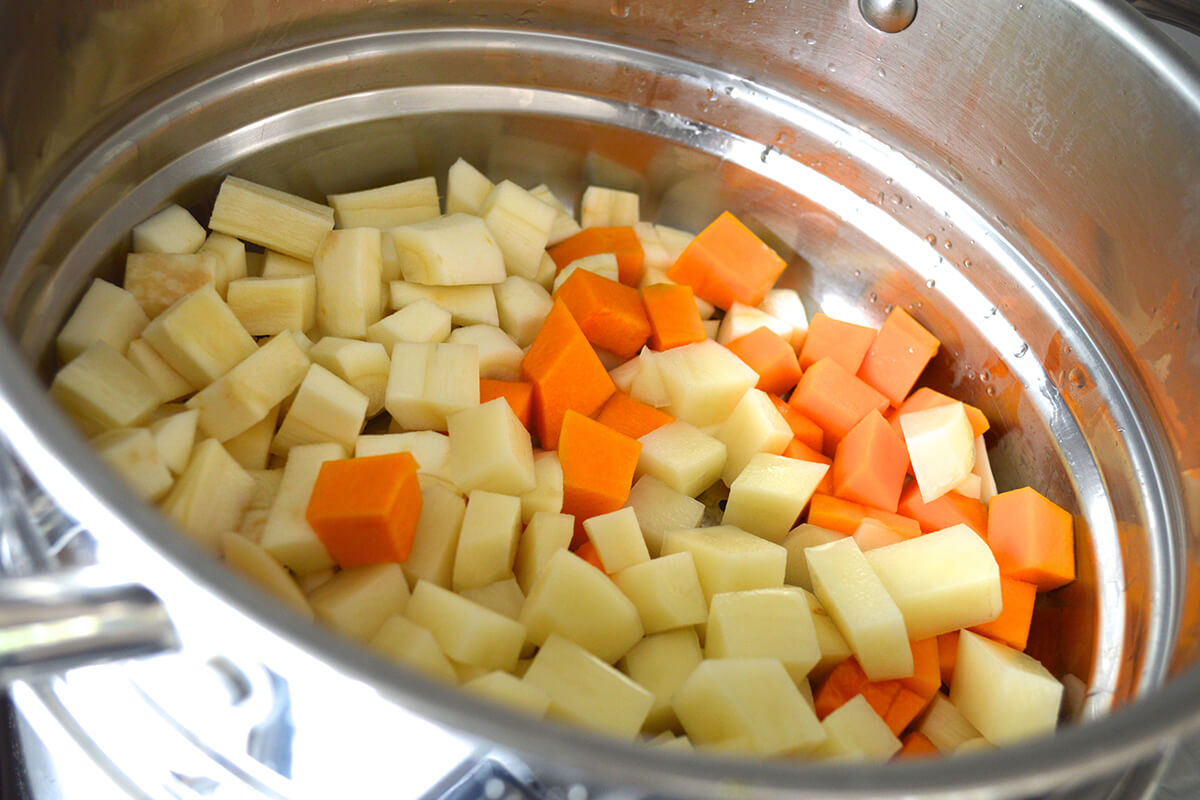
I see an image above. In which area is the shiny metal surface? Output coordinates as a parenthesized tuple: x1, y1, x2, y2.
(857, 0, 919, 33)
(0, 1, 1197, 798)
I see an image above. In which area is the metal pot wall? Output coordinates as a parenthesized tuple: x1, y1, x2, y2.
(0, 1, 1199, 798)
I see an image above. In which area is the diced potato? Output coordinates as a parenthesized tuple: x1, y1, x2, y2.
(161, 439, 254, 553)
(812, 695, 901, 761)
(90, 428, 174, 501)
(459, 577, 525, 621)
(390, 282, 499, 327)
(186, 331, 311, 442)
(612, 552, 707, 634)
(705, 588, 821, 684)
(636, 420, 726, 498)
(723, 454, 828, 542)
(494, 275, 553, 348)
(523, 634, 654, 739)
(369, 615, 457, 684)
(209, 175, 335, 261)
(623, 474, 705, 558)
(356, 431, 454, 485)
(222, 406, 279, 471)
(405, 580, 526, 671)
(952, 472, 983, 501)
(309, 563, 410, 642)
(123, 252, 218, 317)
(226, 276, 316, 335)
(246, 468, 284, 510)
(950, 630, 1063, 745)
(56, 279, 149, 363)
(271, 363, 368, 456)
(126, 338, 192, 403)
(580, 185, 639, 228)
(619, 627, 703, 734)
(261, 250, 313, 278)
(901, 402, 976, 504)
(132, 203, 206, 254)
(50, 342, 161, 431)
(805, 537, 913, 681)
(781, 523, 846, 590)
(811, 613, 854, 682)
(520, 451, 563, 524)
(758, 288, 809, 350)
(673, 658, 825, 756)
(852, 519, 905, 551)
(367, 299, 452, 350)
(973, 435, 999, 503)
(533, 251, 558, 290)
(528, 184, 581, 246)
(199, 232, 248, 293)
(385, 342, 479, 432)
(551, 253, 620, 293)
(446, 324, 523, 381)
(621, 347, 671, 409)
(447, 398, 536, 496)
(258, 442, 345, 575)
(632, 221, 671, 273)
(715, 301, 793, 346)
(142, 285, 258, 388)
(452, 490, 522, 592)
(220, 532, 312, 620)
(714, 389, 793, 485)
(514, 511, 573, 594)
(917, 692, 981, 753)
(654, 224, 694, 263)
(328, 177, 440, 229)
(655, 340, 758, 428)
(480, 180, 557, 279)
(520, 549, 644, 663)
(314, 227, 384, 338)
(584, 507, 650, 573)
(650, 733, 694, 751)
(660, 526, 786, 604)
(149, 408, 199, 475)
(308, 337, 390, 418)
(864, 524, 1002, 640)
(463, 670, 551, 717)
(390, 213, 506, 285)
(445, 158, 494, 216)
(401, 476, 467, 589)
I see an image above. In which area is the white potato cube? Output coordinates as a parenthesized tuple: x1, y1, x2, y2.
(445, 158, 494, 216)
(448, 398, 536, 496)
(199, 232, 248, 293)
(356, 430, 454, 484)
(390, 282, 499, 327)
(459, 579, 526, 625)
(580, 185, 639, 228)
(714, 389, 794, 486)
(812, 695, 901, 761)
(655, 340, 758, 428)
(524, 633, 654, 738)
(901, 402, 976, 504)
(519, 451, 563, 524)
(142, 285, 257, 388)
(271, 363, 368, 455)
(758, 288, 809, 350)
(399, 475, 467, 590)
(520, 549, 644, 663)
(723, 454, 828, 542)
(367, 299, 452, 349)
(447, 324, 523, 381)
(222, 405, 279, 471)
(161, 439, 254, 553)
(209, 175, 335, 261)
(369, 615, 457, 684)
(56, 279, 149, 363)
(852, 519, 906, 551)
(314, 227, 383, 338)
(149, 408, 198, 476)
(715, 301, 793, 346)
(123, 252, 218, 317)
(259, 442, 345, 575)
(584, 507, 649, 573)
(463, 671, 551, 717)
(308, 336, 389, 418)
(660, 526, 786, 604)
(131, 203, 206, 254)
(951, 630, 1063, 745)
(309, 563, 410, 642)
(328, 177, 440, 229)
(917, 692, 981, 753)
(452, 490, 522, 592)
(125, 339, 191, 403)
(673, 658, 825, 756)
(781, 524, 846, 590)
(620, 627, 703, 733)
(514, 512, 573, 594)
(226, 276, 316, 335)
(51, 342, 161, 431)
(973, 435, 999, 503)
(405, 580, 526, 671)
(654, 224, 694, 263)
(706, 588, 821, 685)
(528, 184, 581, 246)
(385, 342, 479, 432)
(246, 468, 284, 510)
(494, 275, 553, 347)
(551, 253, 620, 293)
(811, 609, 854, 681)
(864, 524, 1002, 640)
(623, 474, 705, 557)
(612, 552, 707, 634)
(91, 428, 174, 501)
(805, 537, 913, 681)
(389, 213, 506, 285)
(480, 180, 557, 279)
(261, 251, 313, 278)
(636, 420, 726, 498)
(632, 221, 671, 272)
(220, 532, 312, 620)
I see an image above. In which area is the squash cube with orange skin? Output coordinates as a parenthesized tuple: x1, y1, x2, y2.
(987, 487, 1076, 591)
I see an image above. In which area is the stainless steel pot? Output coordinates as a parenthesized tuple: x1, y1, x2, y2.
(1, 1, 1199, 797)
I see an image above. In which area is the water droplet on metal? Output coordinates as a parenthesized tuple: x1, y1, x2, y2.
(827, 62, 838, 73)
(1068, 368, 1086, 388)
(943, 240, 953, 250)
(877, 191, 886, 204)
(884, 303, 895, 313)
(853, 269, 862, 277)
(966, 368, 977, 381)
(963, 257, 973, 268)
(925, 234, 938, 246)
(986, 386, 997, 397)
(858, 0, 918, 33)
(877, 66, 887, 77)
(925, 279, 936, 289)
(760, 144, 780, 163)
(869, 292, 879, 303)
(986, 306, 997, 317)
(609, 0, 631, 16)
(804, 31, 817, 44)
(991, 154, 1004, 166)
(885, 177, 894, 185)
(980, 370, 991, 382)
(1014, 343, 1028, 358)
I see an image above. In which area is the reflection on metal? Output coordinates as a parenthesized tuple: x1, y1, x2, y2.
(858, 0, 918, 33)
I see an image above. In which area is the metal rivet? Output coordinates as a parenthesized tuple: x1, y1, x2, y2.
(858, 0, 918, 33)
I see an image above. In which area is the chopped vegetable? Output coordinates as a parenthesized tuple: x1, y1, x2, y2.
(547, 226, 645, 286)
(666, 211, 786, 310)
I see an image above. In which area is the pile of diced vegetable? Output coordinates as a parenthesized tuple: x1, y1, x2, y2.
(49, 156, 1078, 760)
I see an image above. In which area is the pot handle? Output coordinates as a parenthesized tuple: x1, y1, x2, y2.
(0, 447, 178, 683)
(1131, 0, 1200, 36)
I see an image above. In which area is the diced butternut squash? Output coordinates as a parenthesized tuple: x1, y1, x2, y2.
(987, 487, 1076, 591)
(666, 211, 787, 310)
(799, 314, 877, 374)
(559, 411, 640, 542)
(856, 308, 939, 406)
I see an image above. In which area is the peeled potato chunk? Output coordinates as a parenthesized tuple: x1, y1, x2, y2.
(950, 630, 1064, 745)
